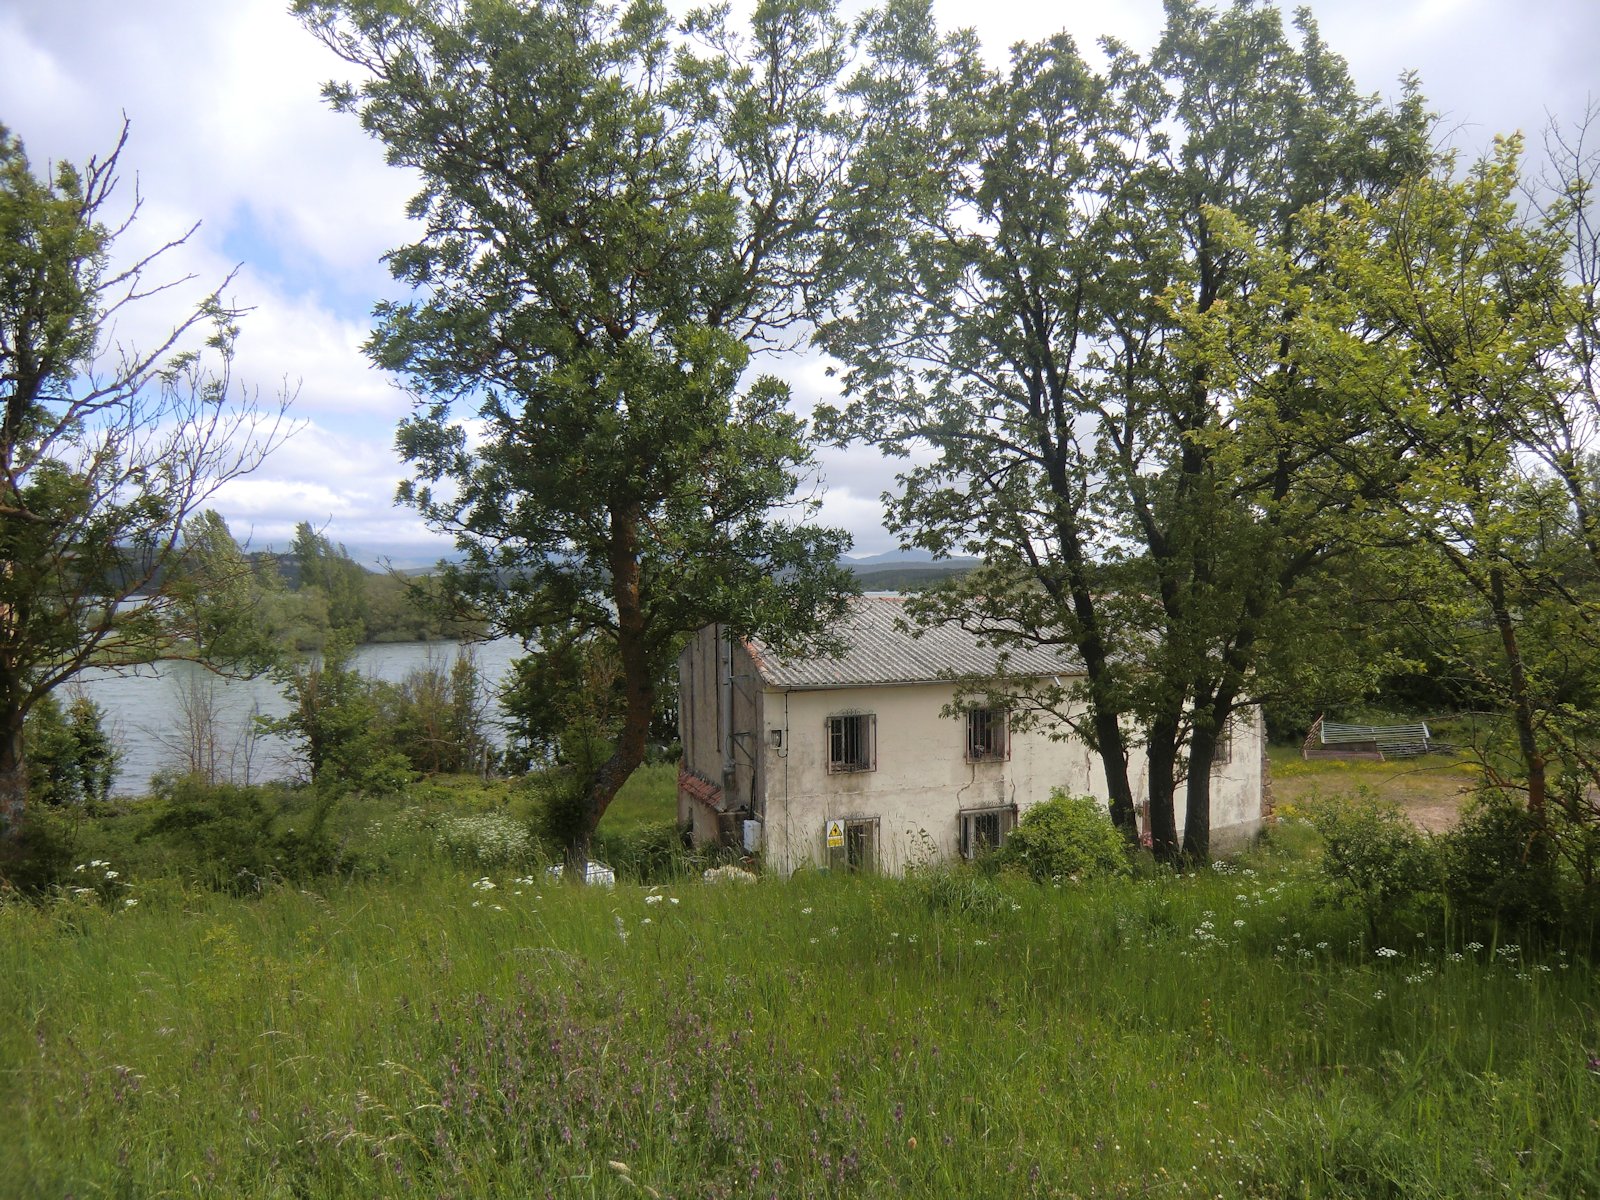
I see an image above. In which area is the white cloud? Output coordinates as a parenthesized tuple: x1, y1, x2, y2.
(206, 419, 440, 553)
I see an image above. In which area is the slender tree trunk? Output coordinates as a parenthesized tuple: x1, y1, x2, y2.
(1088, 705, 1137, 838)
(1487, 565, 1547, 819)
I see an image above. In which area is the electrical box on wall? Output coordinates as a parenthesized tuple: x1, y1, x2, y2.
(769, 728, 783, 748)
(742, 819, 763, 852)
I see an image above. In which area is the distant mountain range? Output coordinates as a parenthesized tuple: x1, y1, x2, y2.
(342, 545, 981, 585)
(844, 549, 981, 569)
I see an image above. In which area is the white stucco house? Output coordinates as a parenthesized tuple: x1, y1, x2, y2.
(677, 596, 1267, 874)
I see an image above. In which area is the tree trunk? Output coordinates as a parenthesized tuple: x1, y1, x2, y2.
(1487, 565, 1547, 819)
(569, 508, 656, 877)
(1182, 725, 1216, 864)
(0, 710, 26, 838)
(1088, 704, 1137, 839)
(1145, 713, 1182, 864)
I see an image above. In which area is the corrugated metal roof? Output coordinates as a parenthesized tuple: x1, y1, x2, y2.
(745, 596, 1083, 690)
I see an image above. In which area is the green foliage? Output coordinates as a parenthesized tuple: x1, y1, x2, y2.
(0, 801, 79, 892)
(1308, 792, 1438, 938)
(523, 748, 606, 854)
(291, 522, 371, 640)
(24, 693, 119, 807)
(138, 777, 346, 892)
(1000, 791, 1129, 883)
(0, 122, 286, 834)
(168, 510, 283, 673)
(261, 637, 413, 797)
(297, 0, 859, 859)
(374, 648, 494, 775)
(1441, 791, 1564, 935)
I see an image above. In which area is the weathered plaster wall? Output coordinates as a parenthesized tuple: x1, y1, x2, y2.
(758, 683, 1265, 874)
(758, 682, 1100, 874)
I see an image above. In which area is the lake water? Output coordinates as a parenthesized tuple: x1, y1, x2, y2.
(71, 639, 524, 795)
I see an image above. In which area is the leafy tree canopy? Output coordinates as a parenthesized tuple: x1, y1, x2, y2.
(297, 0, 859, 861)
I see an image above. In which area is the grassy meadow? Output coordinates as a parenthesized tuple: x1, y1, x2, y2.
(3, 763, 1599, 1198)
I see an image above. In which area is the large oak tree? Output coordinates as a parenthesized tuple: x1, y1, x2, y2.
(297, 0, 858, 863)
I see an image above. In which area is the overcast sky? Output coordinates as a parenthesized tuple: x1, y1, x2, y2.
(2, 0, 1595, 564)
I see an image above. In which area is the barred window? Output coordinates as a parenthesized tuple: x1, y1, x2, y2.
(965, 708, 1009, 761)
(827, 713, 875, 773)
(959, 806, 1017, 859)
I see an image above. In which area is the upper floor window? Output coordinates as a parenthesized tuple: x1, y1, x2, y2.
(827, 713, 875, 773)
(966, 708, 1009, 762)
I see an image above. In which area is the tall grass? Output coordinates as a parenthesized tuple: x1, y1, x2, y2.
(3, 828, 1596, 1198)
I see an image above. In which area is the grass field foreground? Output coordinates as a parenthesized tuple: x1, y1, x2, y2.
(4, 817, 1598, 1198)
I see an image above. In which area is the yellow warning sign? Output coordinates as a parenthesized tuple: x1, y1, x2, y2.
(825, 819, 845, 849)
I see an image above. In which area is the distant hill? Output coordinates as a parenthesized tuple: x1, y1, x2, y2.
(845, 549, 982, 569)
(380, 549, 979, 591)
(849, 565, 975, 591)
(845, 550, 979, 590)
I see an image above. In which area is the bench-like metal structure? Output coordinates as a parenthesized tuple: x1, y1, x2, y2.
(1302, 714, 1433, 761)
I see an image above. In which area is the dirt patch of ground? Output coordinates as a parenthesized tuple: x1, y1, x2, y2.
(1266, 747, 1479, 832)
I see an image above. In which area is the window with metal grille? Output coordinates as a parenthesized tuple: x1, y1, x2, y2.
(965, 708, 1009, 761)
(959, 806, 1017, 859)
(827, 713, 875, 773)
(1211, 717, 1234, 769)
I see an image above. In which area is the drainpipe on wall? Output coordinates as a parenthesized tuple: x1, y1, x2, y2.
(720, 625, 735, 796)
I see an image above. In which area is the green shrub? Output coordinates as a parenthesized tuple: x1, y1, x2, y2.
(138, 777, 347, 892)
(0, 803, 81, 893)
(25, 693, 120, 807)
(1308, 790, 1436, 938)
(1441, 790, 1562, 936)
(1000, 790, 1129, 882)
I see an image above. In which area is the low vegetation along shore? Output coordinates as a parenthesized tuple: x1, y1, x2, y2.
(4, 765, 1597, 1199)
